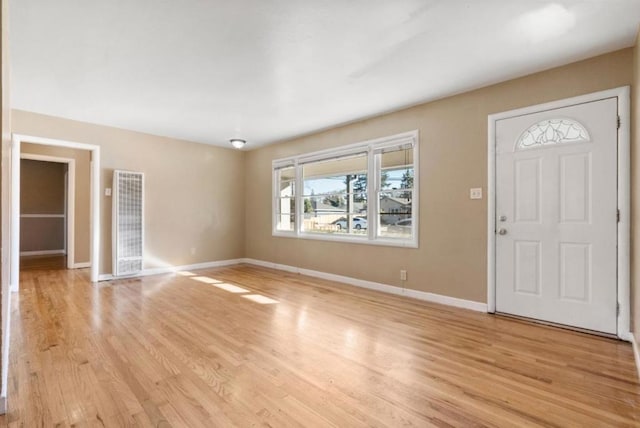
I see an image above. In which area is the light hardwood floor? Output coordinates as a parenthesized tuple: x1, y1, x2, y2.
(1, 264, 639, 426)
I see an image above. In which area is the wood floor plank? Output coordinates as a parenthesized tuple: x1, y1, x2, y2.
(0, 263, 638, 427)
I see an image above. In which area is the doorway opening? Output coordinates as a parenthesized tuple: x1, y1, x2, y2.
(4, 134, 101, 292)
(19, 153, 76, 272)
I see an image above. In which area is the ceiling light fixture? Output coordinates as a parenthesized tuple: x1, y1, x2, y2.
(230, 138, 246, 149)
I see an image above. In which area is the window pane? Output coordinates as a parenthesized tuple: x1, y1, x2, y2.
(379, 216, 413, 240)
(304, 175, 347, 196)
(276, 167, 296, 231)
(378, 190, 413, 238)
(302, 212, 342, 234)
(380, 147, 413, 191)
(303, 174, 369, 197)
(301, 153, 369, 236)
(302, 191, 368, 235)
(349, 174, 368, 195)
(303, 154, 367, 197)
(302, 194, 366, 216)
(332, 215, 368, 235)
(303, 195, 347, 215)
(381, 147, 413, 169)
(303, 154, 367, 180)
(302, 196, 342, 234)
(277, 197, 295, 214)
(345, 193, 367, 213)
(303, 214, 368, 235)
(279, 180, 295, 197)
(279, 166, 295, 181)
(276, 197, 295, 231)
(278, 166, 295, 197)
(276, 212, 295, 231)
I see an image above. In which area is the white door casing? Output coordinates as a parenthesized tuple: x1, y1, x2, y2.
(488, 87, 630, 338)
(9, 134, 101, 290)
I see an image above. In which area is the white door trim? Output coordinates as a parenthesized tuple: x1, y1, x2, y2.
(7, 134, 101, 289)
(487, 86, 631, 340)
(20, 153, 76, 270)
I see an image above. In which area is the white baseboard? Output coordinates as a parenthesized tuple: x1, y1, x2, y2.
(630, 332, 640, 380)
(97, 258, 245, 282)
(96, 256, 486, 312)
(20, 249, 65, 256)
(240, 258, 488, 312)
(72, 262, 91, 269)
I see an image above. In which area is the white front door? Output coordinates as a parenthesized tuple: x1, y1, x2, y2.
(495, 97, 618, 334)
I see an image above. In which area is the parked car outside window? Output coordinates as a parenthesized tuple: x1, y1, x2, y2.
(332, 217, 368, 230)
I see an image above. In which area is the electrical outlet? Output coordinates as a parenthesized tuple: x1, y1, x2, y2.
(400, 270, 407, 281)
(470, 188, 482, 199)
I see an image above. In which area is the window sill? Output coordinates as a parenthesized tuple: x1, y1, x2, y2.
(272, 230, 418, 248)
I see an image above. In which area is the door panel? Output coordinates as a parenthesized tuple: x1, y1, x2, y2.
(559, 243, 591, 302)
(559, 153, 590, 223)
(495, 97, 617, 334)
(514, 240, 541, 295)
(514, 158, 541, 222)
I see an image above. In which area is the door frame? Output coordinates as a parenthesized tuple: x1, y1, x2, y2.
(19, 153, 76, 269)
(5, 134, 101, 291)
(486, 86, 631, 340)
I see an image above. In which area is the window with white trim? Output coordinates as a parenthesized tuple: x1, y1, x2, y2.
(272, 131, 418, 247)
(274, 163, 295, 232)
(376, 143, 414, 240)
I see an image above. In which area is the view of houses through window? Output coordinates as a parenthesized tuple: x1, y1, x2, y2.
(378, 145, 414, 239)
(303, 153, 368, 235)
(273, 131, 418, 247)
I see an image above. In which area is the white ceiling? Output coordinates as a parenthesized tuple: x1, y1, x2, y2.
(9, 1, 640, 149)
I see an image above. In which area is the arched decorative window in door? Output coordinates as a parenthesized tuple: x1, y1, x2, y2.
(516, 118, 590, 150)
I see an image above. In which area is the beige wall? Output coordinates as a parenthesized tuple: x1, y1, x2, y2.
(20, 217, 64, 253)
(20, 159, 66, 252)
(21, 144, 91, 264)
(245, 48, 634, 303)
(12, 112, 246, 275)
(632, 30, 640, 336)
(20, 159, 66, 214)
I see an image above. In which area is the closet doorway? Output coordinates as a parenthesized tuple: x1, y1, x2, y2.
(20, 153, 75, 271)
(6, 134, 101, 292)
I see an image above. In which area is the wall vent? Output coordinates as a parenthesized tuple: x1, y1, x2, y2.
(112, 170, 144, 276)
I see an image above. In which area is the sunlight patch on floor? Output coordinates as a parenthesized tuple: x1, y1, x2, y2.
(242, 294, 279, 304)
(187, 274, 277, 303)
(212, 283, 249, 293)
(192, 276, 222, 284)
(176, 271, 197, 277)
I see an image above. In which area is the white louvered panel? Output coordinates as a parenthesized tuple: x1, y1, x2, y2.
(112, 170, 144, 276)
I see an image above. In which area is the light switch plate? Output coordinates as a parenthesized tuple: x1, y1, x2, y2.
(105, 188, 112, 197)
(470, 188, 482, 199)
